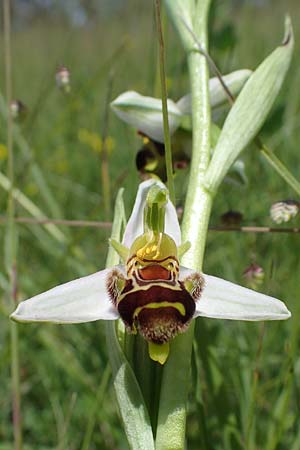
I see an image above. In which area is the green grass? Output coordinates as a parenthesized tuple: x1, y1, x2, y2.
(1, 1, 300, 448)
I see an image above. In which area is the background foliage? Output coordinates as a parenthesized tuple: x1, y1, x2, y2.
(1, 0, 300, 448)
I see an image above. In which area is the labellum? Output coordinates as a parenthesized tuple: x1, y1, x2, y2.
(108, 230, 203, 364)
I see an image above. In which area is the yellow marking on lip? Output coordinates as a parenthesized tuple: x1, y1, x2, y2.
(133, 301, 186, 318)
(117, 282, 183, 305)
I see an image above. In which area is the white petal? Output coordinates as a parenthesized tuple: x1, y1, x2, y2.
(194, 274, 291, 321)
(122, 179, 181, 248)
(111, 91, 182, 143)
(10, 269, 120, 324)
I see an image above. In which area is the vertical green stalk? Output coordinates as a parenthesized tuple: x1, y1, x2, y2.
(4, 0, 13, 227)
(80, 364, 111, 450)
(181, 0, 212, 268)
(154, 0, 175, 204)
(156, 1, 212, 449)
(4, 1, 22, 449)
(100, 72, 113, 220)
(244, 323, 265, 448)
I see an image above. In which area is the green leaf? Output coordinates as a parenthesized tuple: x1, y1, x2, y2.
(211, 124, 248, 186)
(203, 17, 294, 193)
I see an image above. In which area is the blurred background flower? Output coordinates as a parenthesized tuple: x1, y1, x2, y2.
(270, 200, 300, 224)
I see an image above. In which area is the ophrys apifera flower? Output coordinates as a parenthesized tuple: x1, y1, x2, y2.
(11, 180, 290, 364)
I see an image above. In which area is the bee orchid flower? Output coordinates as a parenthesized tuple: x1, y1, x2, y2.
(110, 71, 252, 144)
(11, 180, 291, 365)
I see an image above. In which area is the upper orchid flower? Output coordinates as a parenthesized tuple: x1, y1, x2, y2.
(110, 70, 252, 144)
(11, 180, 290, 365)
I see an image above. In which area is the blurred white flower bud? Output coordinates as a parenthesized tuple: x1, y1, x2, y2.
(270, 200, 300, 224)
(10, 100, 27, 120)
(56, 66, 71, 92)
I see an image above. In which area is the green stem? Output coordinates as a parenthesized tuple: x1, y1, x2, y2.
(180, 0, 212, 268)
(80, 364, 111, 450)
(244, 323, 265, 448)
(181, 186, 212, 270)
(11, 319, 22, 450)
(100, 72, 113, 220)
(4, 1, 22, 449)
(260, 144, 300, 197)
(154, 0, 175, 204)
(133, 335, 159, 430)
(4, 1, 13, 224)
(156, 1, 212, 449)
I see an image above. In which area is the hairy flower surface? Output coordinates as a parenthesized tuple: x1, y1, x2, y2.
(11, 180, 291, 364)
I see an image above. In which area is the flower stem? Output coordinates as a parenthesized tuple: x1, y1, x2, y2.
(4, 1, 22, 449)
(154, 0, 175, 204)
(180, 0, 212, 269)
(155, 1, 211, 449)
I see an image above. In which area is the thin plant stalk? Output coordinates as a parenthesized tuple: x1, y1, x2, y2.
(154, 0, 175, 204)
(80, 364, 111, 450)
(57, 393, 77, 450)
(259, 143, 300, 197)
(245, 323, 265, 448)
(4, 0, 14, 230)
(100, 71, 114, 220)
(3, 1, 22, 449)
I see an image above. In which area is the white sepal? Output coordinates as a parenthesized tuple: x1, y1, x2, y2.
(194, 274, 291, 321)
(10, 269, 120, 324)
(110, 91, 182, 143)
(178, 265, 197, 280)
(177, 69, 252, 114)
(122, 179, 181, 248)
